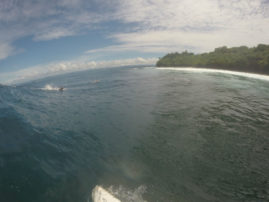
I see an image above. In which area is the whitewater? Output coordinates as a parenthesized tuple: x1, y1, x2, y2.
(157, 67, 269, 81)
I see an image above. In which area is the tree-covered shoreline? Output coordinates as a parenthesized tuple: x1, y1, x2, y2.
(156, 44, 269, 75)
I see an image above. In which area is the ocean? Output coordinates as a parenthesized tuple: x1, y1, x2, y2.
(0, 66, 268, 202)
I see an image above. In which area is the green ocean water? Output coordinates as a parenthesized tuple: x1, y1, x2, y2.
(0, 66, 268, 202)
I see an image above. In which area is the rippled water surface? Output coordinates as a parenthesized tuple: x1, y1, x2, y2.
(0, 67, 269, 202)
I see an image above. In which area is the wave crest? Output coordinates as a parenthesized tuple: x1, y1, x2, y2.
(157, 67, 269, 81)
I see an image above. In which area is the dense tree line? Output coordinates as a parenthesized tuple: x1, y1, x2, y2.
(156, 44, 269, 74)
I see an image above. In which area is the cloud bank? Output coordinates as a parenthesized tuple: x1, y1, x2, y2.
(1, 0, 269, 60)
(0, 57, 157, 84)
(0, 0, 109, 59)
(103, 0, 269, 53)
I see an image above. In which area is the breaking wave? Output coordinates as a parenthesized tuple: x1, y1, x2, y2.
(41, 84, 63, 91)
(157, 67, 269, 81)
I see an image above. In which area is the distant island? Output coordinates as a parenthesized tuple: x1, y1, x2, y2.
(156, 44, 269, 75)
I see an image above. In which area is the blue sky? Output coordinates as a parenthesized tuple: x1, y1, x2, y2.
(0, 0, 269, 83)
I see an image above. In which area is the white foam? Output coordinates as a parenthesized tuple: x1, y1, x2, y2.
(157, 67, 269, 81)
(41, 84, 62, 91)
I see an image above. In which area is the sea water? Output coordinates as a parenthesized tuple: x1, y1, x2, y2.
(0, 66, 268, 202)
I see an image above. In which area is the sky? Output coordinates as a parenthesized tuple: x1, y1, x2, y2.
(0, 0, 269, 83)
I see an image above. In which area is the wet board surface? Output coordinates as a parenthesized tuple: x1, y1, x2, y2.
(92, 186, 120, 202)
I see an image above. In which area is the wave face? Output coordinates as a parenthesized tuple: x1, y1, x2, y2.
(0, 66, 269, 202)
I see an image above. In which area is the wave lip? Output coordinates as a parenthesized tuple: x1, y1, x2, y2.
(157, 67, 269, 81)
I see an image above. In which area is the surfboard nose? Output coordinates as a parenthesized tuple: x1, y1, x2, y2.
(92, 186, 120, 202)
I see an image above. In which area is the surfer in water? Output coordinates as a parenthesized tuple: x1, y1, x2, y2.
(59, 87, 64, 91)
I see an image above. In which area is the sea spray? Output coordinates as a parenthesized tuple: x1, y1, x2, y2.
(42, 84, 63, 91)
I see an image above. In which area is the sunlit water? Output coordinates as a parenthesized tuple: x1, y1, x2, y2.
(0, 66, 268, 202)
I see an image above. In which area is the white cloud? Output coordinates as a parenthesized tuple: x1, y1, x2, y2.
(0, 43, 15, 60)
(33, 28, 76, 41)
(58, 0, 84, 8)
(87, 0, 269, 54)
(0, 57, 157, 84)
(111, 27, 269, 53)
(115, 0, 268, 30)
(0, 0, 109, 60)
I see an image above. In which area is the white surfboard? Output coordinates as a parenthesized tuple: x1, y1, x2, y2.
(92, 185, 120, 202)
